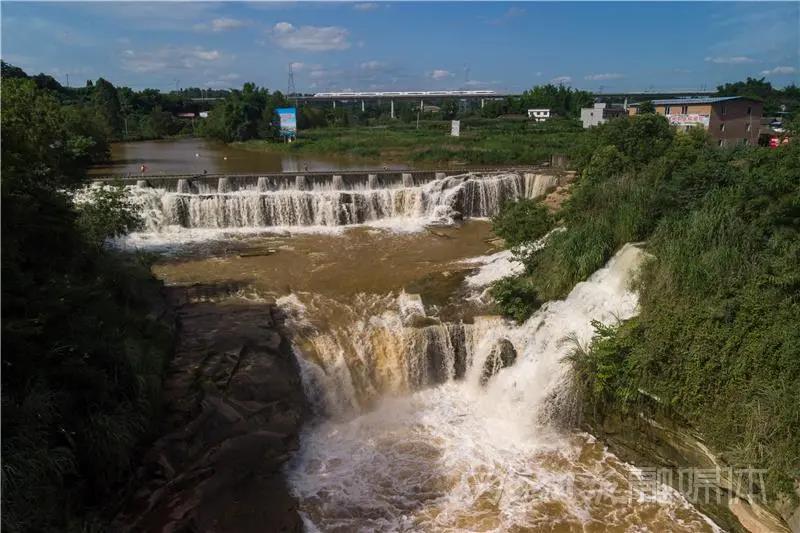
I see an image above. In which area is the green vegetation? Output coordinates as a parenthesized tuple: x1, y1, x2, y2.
(2, 77, 174, 531)
(195, 82, 288, 142)
(2, 61, 226, 141)
(234, 117, 585, 166)
(490, 112, 800, 504)
(717, 76, 800, 116)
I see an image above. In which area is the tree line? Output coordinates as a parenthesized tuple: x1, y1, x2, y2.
(2, 73, 174, 531)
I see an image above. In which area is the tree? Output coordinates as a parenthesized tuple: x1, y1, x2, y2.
(92, 78, 123, 137)
(1, 78, 97, 188)
(637, 100, 655, 114)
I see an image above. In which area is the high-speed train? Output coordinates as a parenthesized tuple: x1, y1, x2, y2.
(312, 90, 497, 98)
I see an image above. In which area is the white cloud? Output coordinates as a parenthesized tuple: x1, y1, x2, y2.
(360, 60, 387, 71)
(488, 6, 526, 25)
(584, 72, 624, 81)
(353, 3, 379, 11)
(464, 79, 499, 87)
(704, 56, 755, 64)
(760, 65, 797, 76)
(551, 76, 572, 85)
(193, 18, 247, 32)
(309, 67, 343, 80)
(429, 69, 453, 80)
(271, 22, 350, 51)
(192, 49, 220, 61)
(121, 46, 223, 73)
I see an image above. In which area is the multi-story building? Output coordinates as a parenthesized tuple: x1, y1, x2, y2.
(628, 96, 763, 146)
(580, 102, 627, 128)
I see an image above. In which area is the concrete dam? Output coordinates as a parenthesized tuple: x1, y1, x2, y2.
(113, 169, 568, 231)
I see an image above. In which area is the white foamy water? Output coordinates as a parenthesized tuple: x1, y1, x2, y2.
(91, 172, 561, 250)
(286, 245, 718, 531)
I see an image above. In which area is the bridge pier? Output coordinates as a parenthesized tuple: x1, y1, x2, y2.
(402, 173, 414, 187)
(295, 175, 307, 190)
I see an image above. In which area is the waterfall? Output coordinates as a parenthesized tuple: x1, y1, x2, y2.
(277, 292, 477, 417)
(285, 244, 717, 531)
(128, 172, 540, 232)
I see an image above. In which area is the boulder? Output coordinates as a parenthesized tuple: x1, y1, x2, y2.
(480, 338, 517, 385)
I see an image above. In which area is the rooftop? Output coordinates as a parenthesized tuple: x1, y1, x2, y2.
(628, 96, 748, 106)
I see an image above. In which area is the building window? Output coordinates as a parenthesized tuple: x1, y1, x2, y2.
(664, 105, 671, 114)
(681, 105, 688, 114)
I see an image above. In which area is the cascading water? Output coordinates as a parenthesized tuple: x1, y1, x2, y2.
(126, 172, 557, 233)
(284, 245, 720, 532)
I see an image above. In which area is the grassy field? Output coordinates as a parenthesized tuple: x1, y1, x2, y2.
(233, 117, 586, 167)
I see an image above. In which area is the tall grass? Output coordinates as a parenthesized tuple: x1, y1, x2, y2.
(491, 114, 800, 503)
(234, 118, 585, 166)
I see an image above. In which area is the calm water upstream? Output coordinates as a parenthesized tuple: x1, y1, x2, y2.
(89, 137, 409, 177)
(117, 170, 717, 532)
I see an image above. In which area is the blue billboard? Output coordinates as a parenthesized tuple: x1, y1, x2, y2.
(276, 107, 297, 139)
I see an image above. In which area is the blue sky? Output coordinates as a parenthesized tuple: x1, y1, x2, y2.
(2, 1, 798, 93)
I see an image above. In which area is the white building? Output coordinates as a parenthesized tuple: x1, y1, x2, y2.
(580, 102, 626, 128)
(527, 109, 551, 122)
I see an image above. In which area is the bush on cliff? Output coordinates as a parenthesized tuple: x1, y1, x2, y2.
(491, 112, 800, 504)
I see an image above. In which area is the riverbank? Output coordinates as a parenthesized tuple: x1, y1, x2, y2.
(113, 285, 307, 532)
(232, 118, 585, 167)
(488, 114, 800, 528)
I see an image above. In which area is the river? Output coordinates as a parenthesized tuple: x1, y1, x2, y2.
(116, 169, 718, 531)
(89, 137, 410, 177)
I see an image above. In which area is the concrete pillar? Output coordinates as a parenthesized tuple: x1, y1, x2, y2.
(361, 100, 365, 113)
(295, 175, 307, 190)
(257, 177, 270, 192)
(402, 173, 414, 187)
(390, 99, 395, 119)
(435, 172, 446, 180)
(332, 175, 344, 190)
(367, 174, 378, 189)
(177, 178, 191, 194)
(217, 177, 231, 193)
(136, 179, 149, 188)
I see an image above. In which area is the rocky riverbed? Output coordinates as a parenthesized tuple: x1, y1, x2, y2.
(114, 285, 307, 532)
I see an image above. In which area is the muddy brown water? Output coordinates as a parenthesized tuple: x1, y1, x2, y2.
(149, 221, 717, 532)
(89, 138, 411, 177)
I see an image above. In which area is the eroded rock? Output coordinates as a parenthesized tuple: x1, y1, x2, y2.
(480, 338, 517, 385)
